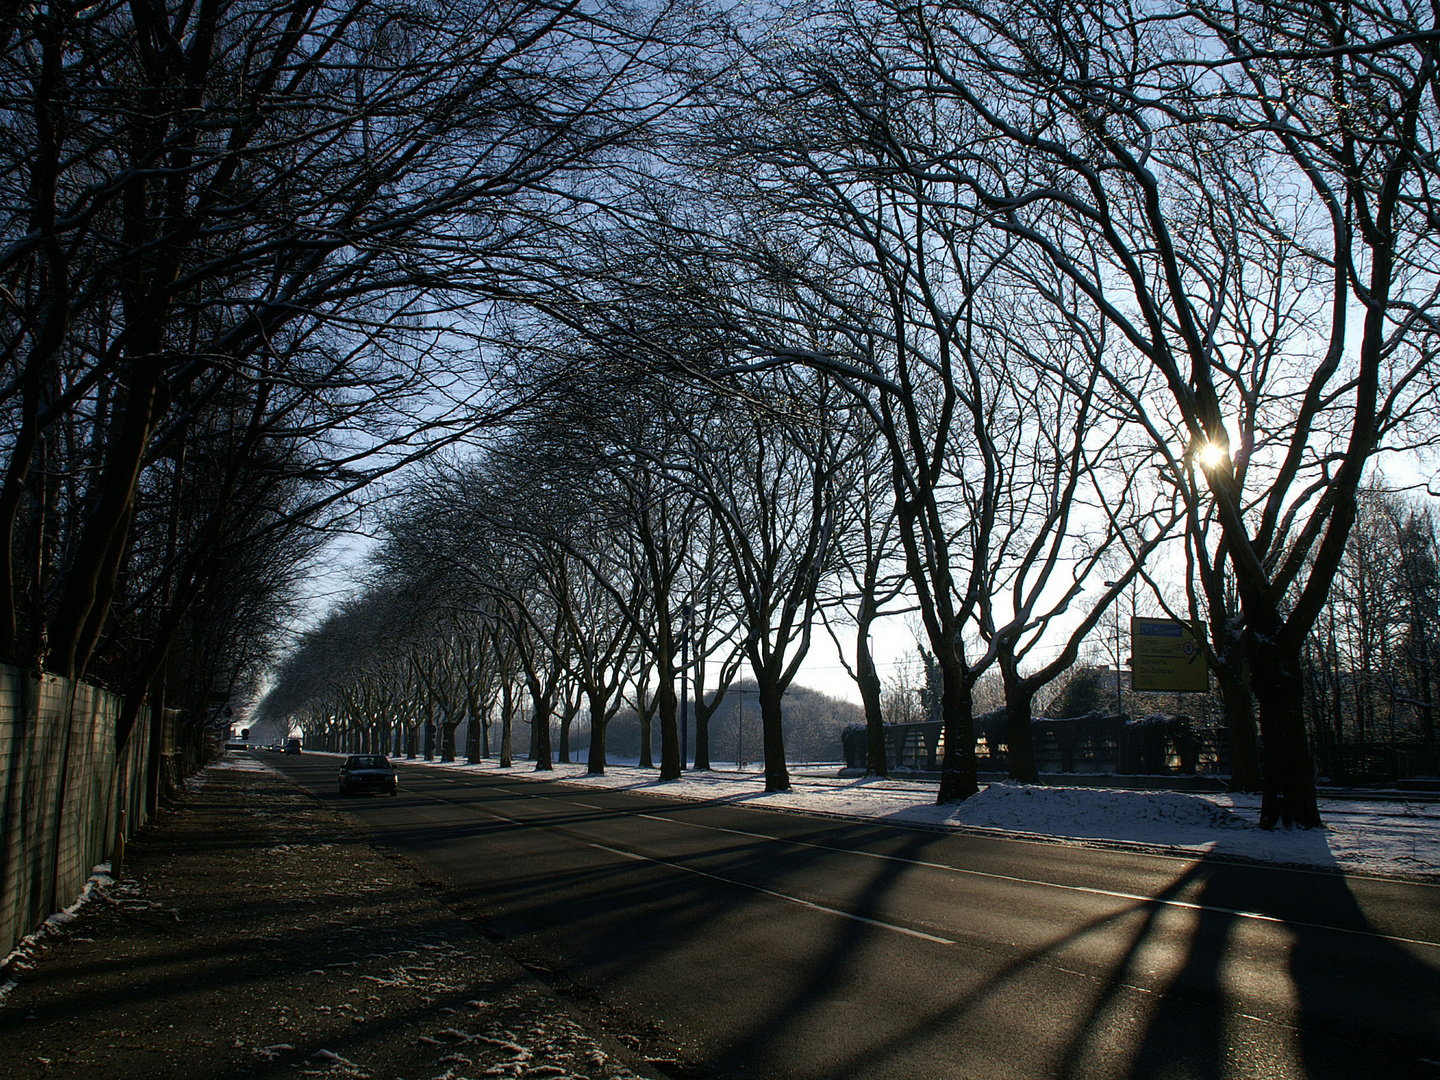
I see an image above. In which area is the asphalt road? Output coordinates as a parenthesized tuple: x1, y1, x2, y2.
(272, 753, 1440, 1080)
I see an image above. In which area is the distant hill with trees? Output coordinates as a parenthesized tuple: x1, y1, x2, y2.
(603, 682, 863, 765)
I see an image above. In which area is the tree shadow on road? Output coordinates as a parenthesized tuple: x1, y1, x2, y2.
(667, 840, 1440, 1080)
(357, 776, 1440, 1080)
(1117, 855, 1440, 1080)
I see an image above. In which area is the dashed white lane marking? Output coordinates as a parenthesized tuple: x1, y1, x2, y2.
(586, 841, 957, 945)
(426, 783, 1440, 953)
(432, 792, 954, 944)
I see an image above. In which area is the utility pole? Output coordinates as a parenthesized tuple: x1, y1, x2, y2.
(1104, 581, 1124, 717)
(680, 603, 692, 770)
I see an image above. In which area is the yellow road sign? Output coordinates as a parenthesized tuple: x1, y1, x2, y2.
(1131, 618, 1209, 693)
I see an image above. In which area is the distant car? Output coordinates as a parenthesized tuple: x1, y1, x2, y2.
(338, 754, 399, 797)
(284, 737, 302, 754)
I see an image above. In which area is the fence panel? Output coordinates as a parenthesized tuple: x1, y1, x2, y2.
(0, 664, 152, 958)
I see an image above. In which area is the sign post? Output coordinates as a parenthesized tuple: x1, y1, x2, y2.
(1131, 618, 1209, 693)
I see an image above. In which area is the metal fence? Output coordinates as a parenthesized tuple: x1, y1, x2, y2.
(0, 663, 158, 958)
(844, 711, 1232, 777)
(846, 712, 1440, 784)
(1324, 744, 1440, 784)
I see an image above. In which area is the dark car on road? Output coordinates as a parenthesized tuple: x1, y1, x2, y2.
(338, 754, 399, 797)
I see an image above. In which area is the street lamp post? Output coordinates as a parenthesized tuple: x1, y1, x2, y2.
(735, 687, 744, 771)
(680, 602, 692, 771)
(1103, 580, 1124, 717)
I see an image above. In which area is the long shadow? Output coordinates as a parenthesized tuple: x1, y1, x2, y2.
(703, 828, 954, 1077)
(404, 780, 1111, 1073)
(734, 845, 1440, 1080)
(2, 788, 571, 1080)
(1123, 856, 1440, 1079)
(342, 771, 1440, 1079)
(1053, 861, 1222, 1080)
(1, 885, 549, 1080)
(718, 859, 1201, 1078)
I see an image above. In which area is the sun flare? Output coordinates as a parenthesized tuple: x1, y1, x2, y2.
(1196, 440, 1229, 471)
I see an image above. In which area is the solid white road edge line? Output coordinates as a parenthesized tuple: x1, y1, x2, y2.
(620, 811, 1440, 953)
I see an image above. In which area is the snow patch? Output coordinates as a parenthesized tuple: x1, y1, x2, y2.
(1, 863, 115, 1006)
(308, 1048, 369, 1078)
(941, 781, 1251, 842)
(212, 756, 274, 773)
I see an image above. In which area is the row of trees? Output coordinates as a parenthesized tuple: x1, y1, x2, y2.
(8, 0, 1439, 830)
(261, 450, 1440, 791)
(1304, 489, 1440, 770)
(260, 369, 873, 792)
(0, 0, 709, 797)
(684, 0, 1440, 830)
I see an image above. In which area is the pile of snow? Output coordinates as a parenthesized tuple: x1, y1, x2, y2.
(939, 780, 1251, 840)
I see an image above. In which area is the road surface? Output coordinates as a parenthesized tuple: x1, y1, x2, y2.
(272, 754, 1440, 1079)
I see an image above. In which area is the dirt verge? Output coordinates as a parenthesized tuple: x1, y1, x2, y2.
(0, 758, 662, 1080)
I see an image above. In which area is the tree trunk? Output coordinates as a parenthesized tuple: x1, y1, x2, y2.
(533, 698, 553, 771)
(1419, 654, 1436, 748)
(50, 355, 164, 679)
(658, 668, 681, 780)
(998, 647, 1039, 784)
(936, 652, 978, 804)
(694, 707, 712, 771)
(858, 624, 888, 777)
(586, 688, 608, 775)
(1250, 643, 1321, 829)
(0, 312, 68, 662)
(758, 678, 789, 792)
(639, 691, 654, 769)
(1218, 648, 1261, 792)
(144, 680, 167, 817)
(466, 712, 480, 765)
(500, 678, 514, 768)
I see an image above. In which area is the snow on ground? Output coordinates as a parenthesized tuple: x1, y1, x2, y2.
(0, 863, 114, 1006)
(372, 753, 1440, 881)
(211, 755, 274, 772)
(186, 750, 272, 792)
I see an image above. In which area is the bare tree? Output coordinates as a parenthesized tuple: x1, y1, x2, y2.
(827, 0, 1440, 826)
(979, 282, 1183, 782)
(0, 0, 706, 763)
(818, 422, 909, 777)
(674, 21, 1099, 802)
(671, 370, 856, 792)
(1304, 485, 1440, 769)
